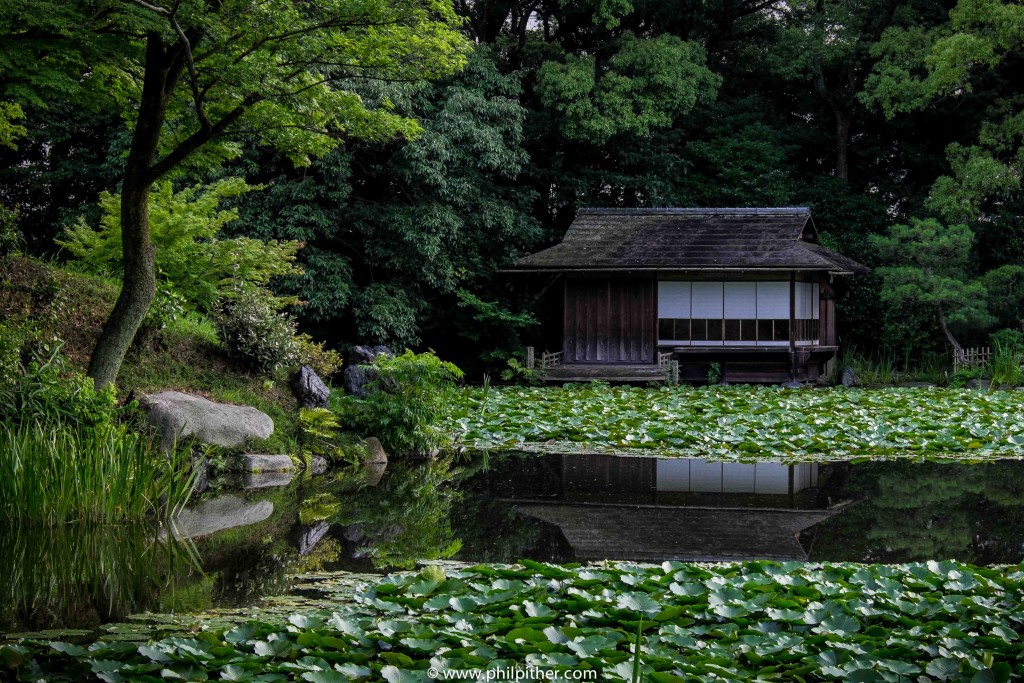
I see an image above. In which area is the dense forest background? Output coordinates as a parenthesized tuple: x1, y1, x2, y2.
(2, 0, 1023, 377)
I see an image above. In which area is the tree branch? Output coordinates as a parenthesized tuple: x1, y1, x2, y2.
(146, 93, 262, 181)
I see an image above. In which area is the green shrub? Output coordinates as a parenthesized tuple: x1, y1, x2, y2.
(0, 421, 193, 524)
(0, 203, 21, 256)
(987, 342, 1019, 389)
(213, 285, 300, 373)
(294, 333, 343, 379)
(0, 323, 117, 427)
(333, 350, 464, 456)
(990, 328, 1024, 354)
(58, 178, 302, 313)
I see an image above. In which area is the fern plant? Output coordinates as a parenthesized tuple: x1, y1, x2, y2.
(332, 350, 463, 456)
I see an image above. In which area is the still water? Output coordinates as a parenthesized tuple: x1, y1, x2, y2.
(3, 452, 1023, 635)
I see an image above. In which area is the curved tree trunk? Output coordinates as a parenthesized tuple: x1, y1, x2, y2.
(87, 178, 157, 389)
(88, 33, 177, 389)
(937, 306, 964, 362)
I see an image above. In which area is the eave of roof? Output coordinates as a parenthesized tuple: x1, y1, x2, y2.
(509, 207, 868, 275)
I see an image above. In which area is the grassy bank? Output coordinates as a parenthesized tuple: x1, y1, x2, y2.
(452, 385, 1024, 460)
(7, 560, 1023, 681)
(1, 255, 302, 451)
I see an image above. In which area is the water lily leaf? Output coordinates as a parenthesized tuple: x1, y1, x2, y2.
(505, 627, 548, 643)
(289, 615, 324, 629)
(617, 592, 662, 613)
(221, 665, 256, 682)
(524, 601, 554, 618)
(381, 666, 430, 683)
(925, 657, 962, 680)
(567, 635, 618, 657)
(302, 671, 349, 683)
(816, 615, 861, 634)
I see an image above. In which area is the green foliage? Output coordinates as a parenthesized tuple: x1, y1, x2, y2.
(14, 560, 1024, 681)
(0, 323, 117, 428)
(299, 408, 360, 467)
(330, 458, 462, 568)
(293, 334, 344, 379)
(0, 101, 26, 150)
(991, 328, 1024, 354)
(0, 203, 21, 256)
(705, 362, 722, 385)
(453, 385, 1024, 459)
(500, 357, 544, 386)
(0, 421, 193, 525)
(863, 0, 1024, 222)
(872, 218, 995, 348)
(0, 524, 200, 634)
(213, 286, 300, 374)
(334, 350, 464, 456)
(1, 0, 469, 166)
(536, 32, 720, 144)
(989, 329, 1024, 387)
(982, 265, 1024, 328)
(58, 179, 302, 312)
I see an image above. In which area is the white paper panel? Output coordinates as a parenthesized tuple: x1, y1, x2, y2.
(812, 282, 820, 320)
(657, 281, 691, 318)
(689, 460, 723, 492)
(691, 282, 724, 318)
(756, 282, 789, 318)
(724, 282, 756, 318)
(722, 462, 757, 493)
(753, 462, 790, 494)
(794, 282, 808, 320)
(656, 459, 690, 491)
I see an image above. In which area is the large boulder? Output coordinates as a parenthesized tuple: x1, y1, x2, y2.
(141, 391, 274, 453)
(343, 345, 393, 398)
(291, 365, 331, 409)
(839, 367, 859, 387)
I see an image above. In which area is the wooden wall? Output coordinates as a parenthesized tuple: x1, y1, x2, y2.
(563, 278, 655, 363)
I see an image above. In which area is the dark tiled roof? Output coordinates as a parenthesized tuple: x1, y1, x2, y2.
(513, 208, 869, 274)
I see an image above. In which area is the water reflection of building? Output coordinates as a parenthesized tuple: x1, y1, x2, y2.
(499, 454, 848, 563)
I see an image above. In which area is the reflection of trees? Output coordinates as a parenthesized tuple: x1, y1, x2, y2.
(331, 459, 463, 569)
(811, 462, 1024, 564)
(0, 525, 200, 632)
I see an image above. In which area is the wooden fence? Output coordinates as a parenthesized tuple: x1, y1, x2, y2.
(953, 346, 992, 373)
(952, 346, 1024, 373)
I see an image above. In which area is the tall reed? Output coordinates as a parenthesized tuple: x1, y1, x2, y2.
(0, 421, 194, 525)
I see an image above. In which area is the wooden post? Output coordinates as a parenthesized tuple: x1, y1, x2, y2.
(525, 346, 535, 369)
(789, 273, 797, 381)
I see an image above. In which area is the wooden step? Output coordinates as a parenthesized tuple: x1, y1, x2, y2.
(544, 363, 666, 383)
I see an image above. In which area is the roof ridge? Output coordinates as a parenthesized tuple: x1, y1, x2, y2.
(577, 207, 811, 216)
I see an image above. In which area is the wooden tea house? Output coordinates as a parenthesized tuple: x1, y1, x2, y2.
(512, 207, 868, 383)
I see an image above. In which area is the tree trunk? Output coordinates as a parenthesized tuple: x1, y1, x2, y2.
(834, 108, 851, 183)
(937, 306, 963, 361)
(87, 34, 175, 389)
(87, 179, 157, 388)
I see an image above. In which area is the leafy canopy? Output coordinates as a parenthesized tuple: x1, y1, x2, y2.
(1, 0, 471, 174)
(536, 32, 720, 144)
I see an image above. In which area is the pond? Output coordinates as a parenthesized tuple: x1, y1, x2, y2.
(3, 452, 1024, 638)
